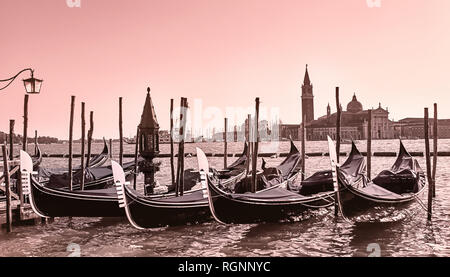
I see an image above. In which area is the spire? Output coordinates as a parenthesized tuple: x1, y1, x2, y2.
(303, 64, 311, 85)
(139, 87, 159, 129)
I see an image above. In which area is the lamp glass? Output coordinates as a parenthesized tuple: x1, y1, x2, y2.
(23, 77, 43, 94)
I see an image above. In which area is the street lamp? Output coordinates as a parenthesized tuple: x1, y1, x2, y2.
(139, 87, 160, 158)
(0, 68, 43, 94)
(138, 87, 161, 195)
(1, 68, 43, 153)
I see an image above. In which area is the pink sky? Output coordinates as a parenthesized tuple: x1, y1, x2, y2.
(1, 0, 450, 139)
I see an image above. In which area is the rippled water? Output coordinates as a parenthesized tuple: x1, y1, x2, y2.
(1, 140, 449, 257)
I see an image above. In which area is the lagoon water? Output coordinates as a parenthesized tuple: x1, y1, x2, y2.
(1, 140, 449, 257)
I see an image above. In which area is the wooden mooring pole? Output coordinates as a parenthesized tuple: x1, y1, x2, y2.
(367, 109, 372, 180)
(109, 139, 113, 159)
(251, 97, 260, 193)
(335, 87, 341, 163)
(246, 114, 251, 175)
(334, 87, 341, 216)
(170, 99, 175, 186)
(181, 98, 188, 196)
(80, 102, 86, 190)
(176, 98, 188, 196)
(86, 111, 94, 167)
(224, 117, 228, 169)
(34, 130, 38, 155)
(68, 96, 75, 191)
(9, 120, 14, 160)
(119, 97, 124, 166)
(133, 127, 139, 190)
(424, 108, 433, 221)
(432, 103, 438, 198)
(2, 144, 12, 232)
(23, 95, 29, 152)
(301, 113, 306, 181)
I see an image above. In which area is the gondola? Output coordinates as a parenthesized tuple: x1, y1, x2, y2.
(36, 139, 111, 188)
(164, 142, 249, 193)
(329, 138, 426, 217)
(21, 150, 136, 218)
(113, 142, 302, 229)
(205, 141, 367, 224)
(22, 142, 249, 218)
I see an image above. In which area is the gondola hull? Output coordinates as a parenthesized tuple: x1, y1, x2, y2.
(337, 179, 426, 216)
(122, 187, 210, 228)
(29, 177, 124, 217)
(207, 175, 334, 224)
(333, 140, 427, 217)
(29, 165, 243, 218)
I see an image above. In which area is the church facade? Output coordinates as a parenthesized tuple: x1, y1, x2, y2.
(306, 96, 394, 141)
(279, 65, 396, 141)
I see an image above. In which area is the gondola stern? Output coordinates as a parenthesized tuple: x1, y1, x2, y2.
(197, 147, 228, 225)
(289, 139, 300, 155)
(204, 172, 228, 225)
(111, 160, 146, 230)
(102, 137, 109, 155)
(398, 139, 411, 158)
(20, 150, 49, 218)
(350, 141, 362, 157)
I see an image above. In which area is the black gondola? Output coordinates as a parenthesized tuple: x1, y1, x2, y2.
(21, 150, 136, 218)
(36, 139, 111, 189)
(330, 139, 426, 217)
(113, 142, 302, 229)
(204, 141, 366, 224)
(164, 142, 249, 194)
(23, 142, 249, 218)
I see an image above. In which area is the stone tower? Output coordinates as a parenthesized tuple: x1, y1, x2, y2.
(301, 64, 314, 124)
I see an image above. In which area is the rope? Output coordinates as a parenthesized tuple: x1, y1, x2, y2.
(412, 193, 432, 216)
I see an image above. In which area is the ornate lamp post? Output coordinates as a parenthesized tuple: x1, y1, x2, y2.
(1, 68, 43, 152)
(138, 87, 161, 195)
(0, 68, 43, 94)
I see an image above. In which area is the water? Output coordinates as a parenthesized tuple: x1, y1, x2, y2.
(1, 139, 449, 257)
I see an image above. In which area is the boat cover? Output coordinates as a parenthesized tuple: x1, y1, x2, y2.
(261, 140, 301, 187)
(300, 142, 365, 195)
(46, 161, 135, 189)
(231, 187, 303, 201)
(372, 141, 423, 194)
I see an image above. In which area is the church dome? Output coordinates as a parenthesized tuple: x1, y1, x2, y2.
(347, 94, 363, 113)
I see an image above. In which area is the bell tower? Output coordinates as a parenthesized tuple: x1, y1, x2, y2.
(301, 64, 314, 124)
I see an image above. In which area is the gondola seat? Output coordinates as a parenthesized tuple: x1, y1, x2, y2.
(298, 170, 334, 195)
(372, 169, 421, 194)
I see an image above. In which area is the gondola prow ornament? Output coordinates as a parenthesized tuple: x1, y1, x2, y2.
(138, 87, 161, 194)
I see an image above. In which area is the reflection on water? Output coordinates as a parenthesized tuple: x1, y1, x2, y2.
(1, 140, 449, 256)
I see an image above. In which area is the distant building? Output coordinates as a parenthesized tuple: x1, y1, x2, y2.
(215, 119, 274, 142)
(279, 124, 301, 140)
(302, 64, 314, 124)
(392, 118, 450, 139)
(159, 130, 170, 143)
(306, 95, 394, 140)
